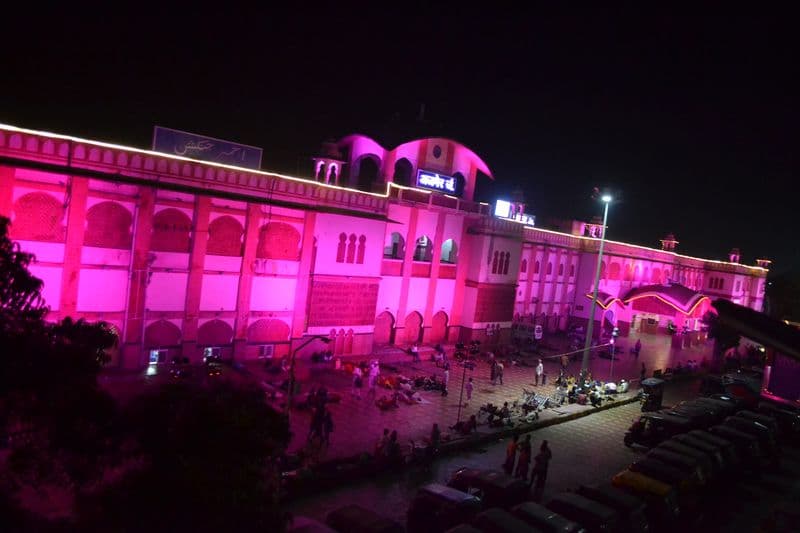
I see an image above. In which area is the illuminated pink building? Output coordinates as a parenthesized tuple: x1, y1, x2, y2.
(0, 124, 770, 369)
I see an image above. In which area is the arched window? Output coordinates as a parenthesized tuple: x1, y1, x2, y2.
(570, 264, 575, 277)
(609, 263, 621, 280)
(440, 239, 458, 264)
(651, 268, 661, 283)
(546, 262, 553, 276)
(357, 235, 366, 264)
(10, 192, 65, 242)
(719, 278, 724, 290)
(503, 252, 510, 275)
(414, 235, 433, 262)
(558, 263, 564, 276)
(151, 208, 192, 253)
(346, 233, 357, 263)
(206, 215, 244, 256)
(84, 201, 132, 249)
(384, 232, 405, 259)
(520, 259, 528, 273)
(393, 158, 413, 187)
(256, 222, 300, 260)
(336, 233, 346, 263)
(624, 264, 633, 281)
(534, 261, 540, 274)
(492, 251, 499, 273)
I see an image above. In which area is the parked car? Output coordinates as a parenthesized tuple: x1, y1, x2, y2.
(407, 483, 482, 533)
(447, 468, 529, 509)
(610, 469, 680, 525)
(575, 484, 649, 533)
(656, 439, 719, 481)
(471, 507, 540, 533)
(624, 412, 695, 448)
(511, 501, 586, 532)
(545, 492, 620, 532)
(326, 504, 403, 533)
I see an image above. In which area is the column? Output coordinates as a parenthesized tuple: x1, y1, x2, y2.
(449, 217, 473, 341)
(395, 207, 420, 342)
(423, 211, 447, 342)
(290, 211, 317, 342)
(181, 196, 211, 362)
(232, 204, 262, 359)
(121, 186, 155, 369)
(59, 176, 89, 319)
(522, 246, 536, 316)
(0, 165, 14, 217)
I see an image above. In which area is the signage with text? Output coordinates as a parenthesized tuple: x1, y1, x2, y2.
(415, 169, 464, 196)
(152, 126, 263, 170)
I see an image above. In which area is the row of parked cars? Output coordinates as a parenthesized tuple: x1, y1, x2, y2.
(613, 393, 800, 529)
(288, 395, 800, 533)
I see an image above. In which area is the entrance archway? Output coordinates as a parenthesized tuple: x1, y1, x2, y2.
(431, 311, 448, 343)
(374, 311, 395, 345)
(404, 311, 423, 344)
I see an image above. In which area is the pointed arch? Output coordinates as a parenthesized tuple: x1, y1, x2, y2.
(207, 215, 244, 256)
(374, 311, 395, 345)
(151, 208, 192, 252)
(336, 233, 347, 263)
(503, 252, 511, 275)
(404, 311, 423, 344)
(357, 235, 366, 264)
(84, 201, 132, 248)
(431, 311, 449, 343)
(346, 233, 357, 263)
(520, 259, 528, 273)
(492, 251, 499, 273)
(197, 319, 234, 346)
(441, 239, 458, 264)
(246, 319, 290, 343)
(11, 191, 65, 242)
(144, 320, 182, 348)
(256, 222, 300, 260)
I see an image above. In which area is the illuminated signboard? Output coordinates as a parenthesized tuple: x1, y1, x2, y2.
(494, 199, 512, 218)
(153, 126, 263, 170)
(415, 169, 463, 196)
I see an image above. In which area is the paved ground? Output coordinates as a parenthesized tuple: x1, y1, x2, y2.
(284, 379, 700, 526)
(247, 331, 716, 460)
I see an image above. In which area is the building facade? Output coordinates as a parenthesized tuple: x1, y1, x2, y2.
(0, 124, 770, 369)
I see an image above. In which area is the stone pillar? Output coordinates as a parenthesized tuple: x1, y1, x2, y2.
(232, 204, 262, 360)
(181, 196, 211, 362)
(0, 165, 14, 217)
(423, 211, 447, 342)
(59, 176, 89, 319)
(121, 186, 155, 369)
(395, 207, 420, 343)
(290, 211, 318, 341)
(449, 216, 474, 342)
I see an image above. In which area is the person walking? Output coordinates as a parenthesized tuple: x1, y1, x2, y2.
(634, 339, 642, 358)
(351, 365, 363, 399)
(489, 356, 497, 384)
(503, 434, 518, 475)
(368, 362, 380, 399)
(560, 354, 569, 371)
(530, 440, 553, 499)
(495, 361, 504, 385)
(465, 376, 474, 405)
(535, 359, 544, 386)
(442, 363, 450, 396)
(515, 435, 532, 480)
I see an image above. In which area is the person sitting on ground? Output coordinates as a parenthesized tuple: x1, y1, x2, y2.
(589, 389, 603, 407)
(451, 415, 478, 436)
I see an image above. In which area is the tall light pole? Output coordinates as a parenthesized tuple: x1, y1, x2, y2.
(580, 194, 612, 383)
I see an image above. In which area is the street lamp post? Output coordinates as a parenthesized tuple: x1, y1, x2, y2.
(285, 335, 331, 420)
(580, 195, 612, 383)
(455, 361, 473, 426)
(609, 326, 620, 381)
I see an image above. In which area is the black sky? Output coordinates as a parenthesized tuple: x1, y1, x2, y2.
(1, 7, 795, 272)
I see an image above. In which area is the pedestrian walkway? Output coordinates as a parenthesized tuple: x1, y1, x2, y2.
(249, 331, 714, 462)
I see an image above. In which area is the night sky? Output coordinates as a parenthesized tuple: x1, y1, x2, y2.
(1, 8, 795, 272)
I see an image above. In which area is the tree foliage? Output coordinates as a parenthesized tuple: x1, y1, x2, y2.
(78, 381, 290, 532)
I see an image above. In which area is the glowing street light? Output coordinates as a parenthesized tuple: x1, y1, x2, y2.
(581, 194, 612, 383)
